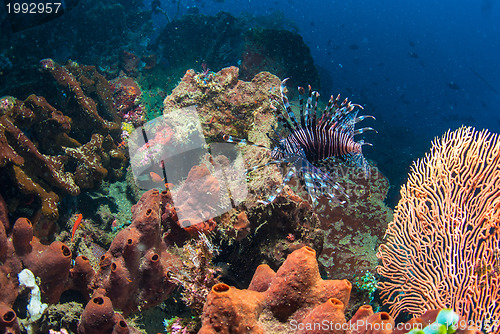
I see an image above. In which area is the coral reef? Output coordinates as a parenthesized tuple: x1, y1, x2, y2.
(120, 51, 141, 77)
(0, 0, 154, 78)
(5, 218, 73, 304)
(90, 189, 179, 315)
(77, 290, 140, 334)
(199, 246, 352, 333)
(163, 66, 280, 143)
(199, 247, 479, 334)
(199, 247, 345, 333)
(161, 67, 323, 286)
(37, 302, 83, 333)
(168, 234, 221, 315)
(0, 217, 73, 332)
(0, 189, 183, 332)
(0, 60, 127, 239)
(110, 76, 146, 127)
(40, 59, 121, 142)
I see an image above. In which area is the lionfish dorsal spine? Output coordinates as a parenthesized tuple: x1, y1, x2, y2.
(298, 86, 306, 127)
(280, 78, 299, 130)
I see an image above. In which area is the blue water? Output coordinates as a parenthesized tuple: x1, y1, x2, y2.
(151, 0, 500, 202)
(3, 0, 500, 203)
(159, 0, 500, 131)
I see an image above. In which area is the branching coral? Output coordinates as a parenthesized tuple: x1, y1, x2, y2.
(0, 60, 127, 239)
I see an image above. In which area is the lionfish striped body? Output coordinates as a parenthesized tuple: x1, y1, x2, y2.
(224, 79, 375, 206)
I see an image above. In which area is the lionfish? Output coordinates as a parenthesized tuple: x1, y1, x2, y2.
(224, 79, 375, 206)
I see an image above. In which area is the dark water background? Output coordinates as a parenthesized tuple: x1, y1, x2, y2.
(2, 0, 500, 206)
(148, 0, 500, 205)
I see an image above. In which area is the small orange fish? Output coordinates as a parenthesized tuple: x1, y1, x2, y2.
(149, 172, 164, 183)
(71, 214, 83, 242)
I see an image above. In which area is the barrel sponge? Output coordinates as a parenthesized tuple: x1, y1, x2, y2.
(267, 246, 352, 321)
(248, 264, 275, 292)
(0, 221, 7, 260)
(111, 313, 130, 334)
(0, 302, 20, 334)
(105, 259, 134, 309)
(349, 305, 375, 334)
(199, 283, 266, 334)
(27, 241, 72, 303)
(298, 298, 346, 334)
(78, 290, 115, 334)
(362, 312, 394, 334)
(0, 193, 8, 231)
(69, 256, 96, 300)
(0, 270, 19, 307)
(12, 218, 33, 255)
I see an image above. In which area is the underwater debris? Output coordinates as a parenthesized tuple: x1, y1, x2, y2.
(224, 78, 376, 206)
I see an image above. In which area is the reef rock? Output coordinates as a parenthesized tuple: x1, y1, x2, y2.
(162, 66, 325, 285)
(316, 166, 393, 281)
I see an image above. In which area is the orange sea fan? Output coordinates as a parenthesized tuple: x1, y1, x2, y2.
(377, 126, 500, 333)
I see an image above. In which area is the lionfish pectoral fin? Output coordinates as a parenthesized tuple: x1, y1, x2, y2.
(354, 127, 377, 135)
(350, 152, 371, 178)
(328, 198, 346, 205)
(223, 134, 271, 150)
(355, 115, 375, 123)
(257, 198, 272, 205)
(319, 176, 349, 204)
(257, 166, 296, 206)
(332, 183, 349, 200)
(245, 158, 288, 174)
